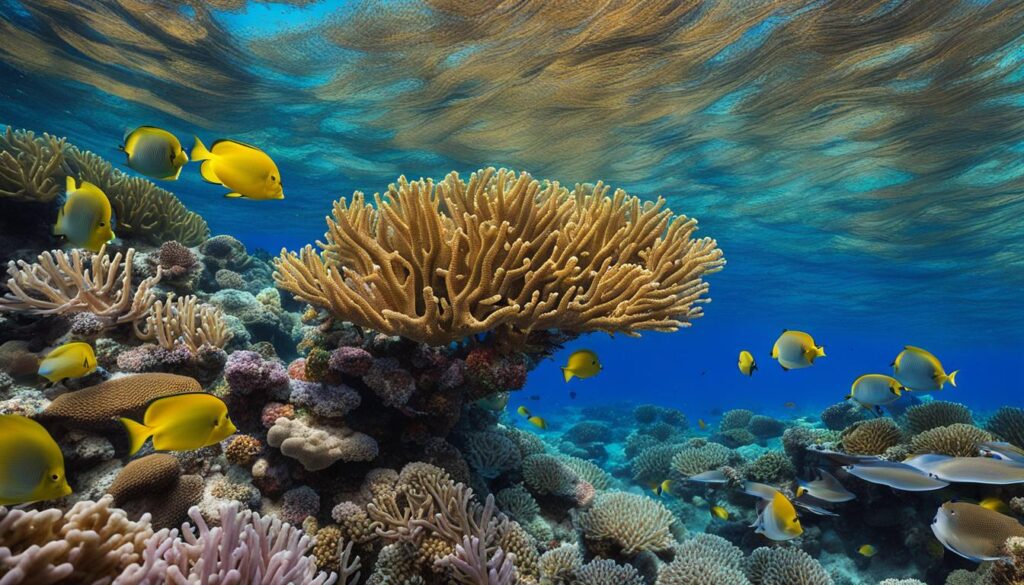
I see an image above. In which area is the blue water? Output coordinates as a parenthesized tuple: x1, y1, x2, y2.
(1, 0, 1021, 418)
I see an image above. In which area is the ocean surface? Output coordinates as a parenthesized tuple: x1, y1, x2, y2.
(1, 2, 1023, 584)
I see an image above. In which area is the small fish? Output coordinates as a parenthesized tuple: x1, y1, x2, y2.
(783, 401, 796, 409)
(529, 395, 541, 401)
(892, 346, 958, 391)
(474, 392, 510, 412)
(844, 460, 949, 491)
(771, 330, 825, 370)
(120, 393, 237, 455)
(979, 497, 1012, 515)
(0, 415, 72, 505)
(858, 544, 877, 558)
(932, 501, 1024, 562)
(55, 177, 115, 252)
(648, 479, 673, 496)
(119, 126, 188, 180)
(848, 374, 908, 412)
(697, 419, 707, 430)
(738, 350, 757, 376)
(752, 490, 803, 541)
(979, 442, 1024, 464)
(516, 406, 531, 418)
(562, 349, 601, 382)
(192, 136, 283, 200)
(527, 416, 547, 430)
(903, 454, 1024, 485)
(38, 342, 97, 383)
(711, 505, 729, 520)
(793, 499, 840, 517)
(569, 391, 577, 400)
(684, 469, 729, 484)
(796, 468, 856, 503)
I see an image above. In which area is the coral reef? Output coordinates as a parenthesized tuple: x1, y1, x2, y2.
(909, 423, 993, 457)
(840, 418, 903, 456)
(576, 491, 676, 556)
(904, 401, 974, 435)
(987, 407, 1024, 448)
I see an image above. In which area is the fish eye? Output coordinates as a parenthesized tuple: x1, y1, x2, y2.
(213, 419, 219, 427)
(98, 222, 104, 227)
(51, 474, 59, 481)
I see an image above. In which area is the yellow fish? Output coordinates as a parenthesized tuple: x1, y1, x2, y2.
(848, 374, 907, 413)
(0, 415, 72, 505)
(517, 406, 531, 418)
(562, 349, 601, 382)
(38, 342, 97, 383)
(192, 137, 283, 200)
(698, 419, 707, 430)
(892, 346, 958, 391)
(711, 505, 729, 520)
(738, 350, 757, 376)
(120, 393, 237, 455)
(753, 490, 803, 541)
(649, 479, 673, 496)
(771, 330, 825, 370)
(55, 177, 115, 252)
(858, 544, 877, 557)
(120, 126, 188, 180)
(979, 497, 1012, 516)
(527, 416, 547, 430)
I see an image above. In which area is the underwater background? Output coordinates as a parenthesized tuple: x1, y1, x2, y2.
(1, 1, 1023, 585)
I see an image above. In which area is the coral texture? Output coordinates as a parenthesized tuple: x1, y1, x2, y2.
(38, 373, 201, 431)
(133, 294, 232, 351)
(267, 416, 379, 471)
(910, 423, 993, 457)
(904, 401, 974, 435)
(576, 491, 676, 556)
(840, 418, 903, 456)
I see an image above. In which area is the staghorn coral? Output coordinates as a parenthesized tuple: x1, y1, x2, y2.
(904, 401, 974, 435)
(657, 534, 749, 585)
(0, 126, 66, 203)
(574, 559, 645, 585)
(840, 418, 903, 456)
(987, 407, 1024, 449)
(275, 168, 723, 346)
(747, 546, 832, 585)
(268, 416, 379, 471)
(38, 373, 201, 432)
(0, 497, 153, 584)
(576, 491, 676, 556)
(670, 441, 735, 477)
(0, 246, 159, 328)
(910, 423, 993, 457)
(132, 294, 232, 352)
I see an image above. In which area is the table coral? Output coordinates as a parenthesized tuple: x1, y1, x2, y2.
(275, 167, 723, 346)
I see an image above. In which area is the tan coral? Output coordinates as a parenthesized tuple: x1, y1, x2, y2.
(0, 126, 66, 203)
(107, 453, 181, 506)
(0, 245, 160, 328)
(267, 416, 379, 471)
(133, 294, 233, 351)
(275, 168, 724, 346)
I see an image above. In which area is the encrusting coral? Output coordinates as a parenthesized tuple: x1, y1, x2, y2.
(275, 167, 723, 346)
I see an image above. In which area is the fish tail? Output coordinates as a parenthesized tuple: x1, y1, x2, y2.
(119, 417, 153, 455)
(65, 175, 76, 193)
(561, 367, 574, 382)
(946, 370, 958, 388)
(191, 136, 212, 161)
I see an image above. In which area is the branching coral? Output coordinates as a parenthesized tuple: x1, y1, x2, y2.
(133, 294, 232, 351)
(576, 491, 676, 556)
(275, 168, 723, 346)
(574, 559, 645, 585)
(0, 126, 66, 203)
(670, 441, 735, 477)
(747, 546, 832, 585)
(0, 246, 160, 328)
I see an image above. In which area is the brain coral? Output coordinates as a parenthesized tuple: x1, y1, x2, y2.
(910, 423, 993, 457)
(577, 491, 676, 556)
(107, 453, 180, 506)
(986, 407, 1024, 448)
(574, 559, 646, 585)
(268, 416, 379, 471)
(840, 418, 903, 456)
(657, 534, 749, 585)
(747, 546, 832, 585)
(37, 373, 201, 431)
(671, 441, 735, 477)
(904, 401, 974, 435)
(275, 168, 724, 346)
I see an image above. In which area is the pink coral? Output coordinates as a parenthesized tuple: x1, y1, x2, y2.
(156, 240, 197, 277)
(261, 402, 295, 429)
(288, 358, 308, 381)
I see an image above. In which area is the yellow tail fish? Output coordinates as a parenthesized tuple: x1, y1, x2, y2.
(562, 349, 601, 382)
(738, 350, 757, 376)
(527, 416, 547, 430)
(38, 342, 97, 383)
(192, 136, 283, 200)
(892, 346, 957, 391)
(771, 330, 825, 370)
(0, 415, 72, 505)
(120, 393, 237, 455)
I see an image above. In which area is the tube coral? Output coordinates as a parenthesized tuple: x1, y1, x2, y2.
(275, 168, 723, 346)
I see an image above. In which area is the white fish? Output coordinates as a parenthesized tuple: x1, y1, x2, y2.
(904, 454, 1024, 485)
(979, 442, 1024, 464)
(796, 468, 856, 503)
(844, 460, 950, 491)
(751, 490, 803, 541)
(684, 469, 730, 484)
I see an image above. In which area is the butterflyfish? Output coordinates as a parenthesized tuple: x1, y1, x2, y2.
(751, 490, 803, 541)
(848, 374, 908, 413)
(738, 350, 757, 376)
(192, 136, 283, 200)
(527, 416, 547, 430)
(892, 346, 957, 391)
(0, 415, 72, 505)
(517, 406, 531, 418)
(931, 501, 1024, 562)
(711, 505, 729, 520)
(771, 330, 825, 370)
(858, 544, 877, 557)
(120, 126, 188, 180)
(38, 342, 97, 383)
(120, 393, 237, 455)
(697, 419, 707, 430)
(562, 350, 601, 382)
(55, 176, 115, 252)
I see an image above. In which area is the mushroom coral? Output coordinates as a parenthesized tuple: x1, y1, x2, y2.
(274, 167, 723, 346)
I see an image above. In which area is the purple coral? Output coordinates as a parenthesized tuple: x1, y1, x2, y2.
(289, 380, 362, 418)
(328, 346, 373, 377)
(69, 312, 105, 337)
(363, 357, 415, 408)
(281, 485, 320, 525)
(224, 350, 289, 396)
(116, 344, 193, 372)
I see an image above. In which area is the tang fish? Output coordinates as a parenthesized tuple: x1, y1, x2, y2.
(711, 505, 729, 520)
(771, 330, 825, 370)
(844, 460, 950, 491)
(752, 490, 803, 541)
(0, 415, 72, 505)
(120, 393, 237, 455)
(55, 177, 115, 252)
(931, 501, 1024, 562)
(120, 126, 188, 180)
(527, 416, 547, 430)
(796, 468, 856, 503)
(38, 342, 97, 383)
(892, 346, 957, 391)
(562, 349, 601, 382)
(848, 374, 908, 413)
(192, 137, 283, 200)
(980, 442, 1024, 464)
(858, 544, 877, 558)
(903, 454, 1024, 485)
(738, 350, 757, 376)
(516, 406, 531, 418)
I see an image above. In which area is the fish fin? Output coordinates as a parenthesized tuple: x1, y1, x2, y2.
(199, 162, 222, 185)
(210, 138, 265, 154)
(562, 367, 574, 382)
(947, 370, 958, 388)
(65, 175, 76, 193)
(224, 192, 245, 199)
(171, 165, 184, 181)
(191, 136, 213, 161)
(120, 417, 153, 455)
(780, 364, 789, 371)
(53, 206, 65, 236)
